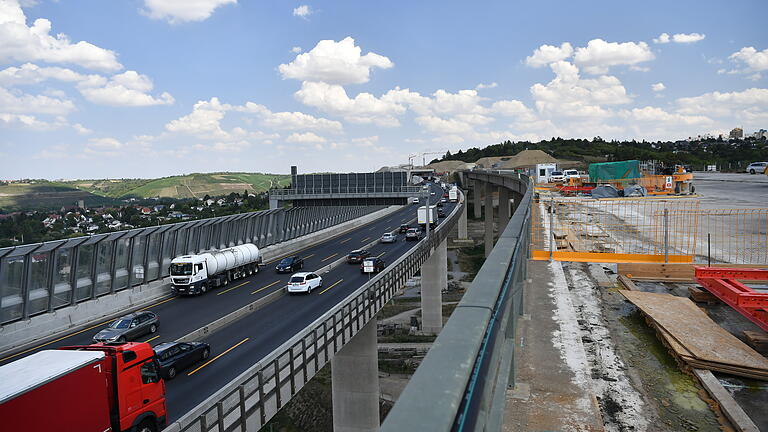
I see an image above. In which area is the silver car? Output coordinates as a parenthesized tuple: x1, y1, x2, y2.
(380, 233, 396, 243)
(93, 311, 159, 343)
(746, 162, 768, 174)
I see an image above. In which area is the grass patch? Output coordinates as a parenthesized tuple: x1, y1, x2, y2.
(457, 243, 486, 281)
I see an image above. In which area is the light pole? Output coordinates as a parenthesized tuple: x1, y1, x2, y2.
(423, 185, 430, 240)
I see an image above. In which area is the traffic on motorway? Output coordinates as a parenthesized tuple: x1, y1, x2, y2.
(0, 182, 456, 424)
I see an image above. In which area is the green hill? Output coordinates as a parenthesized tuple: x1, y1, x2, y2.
(65, 172, 291, 199)
(0, 182, 120, 211)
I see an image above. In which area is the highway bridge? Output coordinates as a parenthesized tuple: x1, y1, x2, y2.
(0, 170, 530, 431)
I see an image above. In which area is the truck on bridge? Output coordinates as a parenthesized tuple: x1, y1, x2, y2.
(418, 205, 438, 228)
(170, 243, 261, 295)
(448, 187, 459, 202)
(0, 342, 166, 432)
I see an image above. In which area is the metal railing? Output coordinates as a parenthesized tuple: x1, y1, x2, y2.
(382, 171, 532, 431)
(163, 194, 467, 432)
(0, 206, 383, 325)
(270, 186, 422, 197)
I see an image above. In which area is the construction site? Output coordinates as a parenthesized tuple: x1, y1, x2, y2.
(509, 159, 768, 431)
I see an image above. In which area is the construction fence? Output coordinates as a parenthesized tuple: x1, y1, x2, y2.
(531, 197, 768, 265)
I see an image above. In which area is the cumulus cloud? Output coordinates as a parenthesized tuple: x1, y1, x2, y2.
(651, 82, 665, 92)
(0, 0, 122, 71)
(525, 42, 573, 67)
(166, 97, 231, 139)
(653, 32, 706, 44)
(676, 88, 768, 120)
(291, 46, 303, 54)
(279, 37, 393, 85)
(0, 112, 66, 130)
(573, 39, 654, 74)
(143, 0, 236, 24)
(295, 81, 403, 126)
(621, 106, 711, 126)
(475, 82, 498, 90)
(286, 132, 326, 143)
(0, 63, 103, 86)
(78, 71, 174, 106)
(292, 5, 312, 18)
(238, 102, 343, 133)
(0, 86, 75, 115)
(726, 47, 768, 80)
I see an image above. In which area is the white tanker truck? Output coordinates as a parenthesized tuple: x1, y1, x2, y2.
(169, 243, 261, 295)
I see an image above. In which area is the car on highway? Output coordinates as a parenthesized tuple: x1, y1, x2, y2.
(93, 311, 158, 343)
(549, 171, 564, 183)
(360, 257, 386, 274)
(438, 208, 446, 218)
(399, 224, 409, 233)
(441, 197, 447, 203)
(746, 161, 768, 174)
(405, 228, 423, 241)
(436, 201, 444, 207)
(287, 272, 322, 294)
(275, 255, 304, 273)
(380, 233, 396, 243)
(155, 341, 211, 379)
(347, 249, 371, 263)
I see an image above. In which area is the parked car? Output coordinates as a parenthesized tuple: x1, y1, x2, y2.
(275, 255, 304, 273)
(380, 233, 396, 243)
(93, 311, 159, 343)
(155, 341, 211, 379)
(287, 272, 322, 294)
(361, 257, 386, 273)
(563, 169, 580, 181)
(746, 162, 768, 174)
(399, 224, 410, 233)
(347, 249, 371, 263)
(405, 228, 423, 241)
(549, 171, 564, 182)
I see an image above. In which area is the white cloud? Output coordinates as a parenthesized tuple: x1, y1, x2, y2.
(73, 123, 92, 135)
(143, 0, 236, 24)
(0, 86, 75, 115)
(653, 32, 706, 44)
(78, 71, 174, 106)
(286, 132, 326, 143)
(573, 39, 654, 74)
(238, 102, 343, 133)
(292, 5, 312, 18)
(676, 88, 768, 119)
(727, 47, 768, 80)
(279, 37, 393, 85)
(415, 116, 474, 135)
(0, 112, 65, 130)
(475, 82, 498, 90)
(0, 63, 104, 86)
(0, 0, 122, 71)
(165, 97, 230, 139)
(291, 46, 303, 54)
(621, 106, 711, 126)
(651, 82, 665, 92)
(525, 42, 573, 67)
(295, 81, 403, 126)
(491, 99, 536, 119)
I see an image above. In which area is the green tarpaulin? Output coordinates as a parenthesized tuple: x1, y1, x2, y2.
(588, 160, 640, 181)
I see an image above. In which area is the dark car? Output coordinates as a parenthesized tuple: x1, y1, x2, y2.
(399, 224, 409, 233)
(405, 228, 423, 241)
(347, 249, 371, 263)
(93, 311, 159, 343)
(360, 257, 386, 273)
(436, 201, 444, 207)
(437, 208, 446, 218)
(154, 341, 211, 379)
(276, 255, 304, 273)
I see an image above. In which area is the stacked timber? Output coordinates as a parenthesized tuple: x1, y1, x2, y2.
(620, 290, 768, 380)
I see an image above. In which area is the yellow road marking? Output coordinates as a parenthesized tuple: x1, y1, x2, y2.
(361, 237, 370, 243)
(188, 338, 249, 376)
(0, 295, 177, 364)
(251, 280, 281, 295)
(143, 335, 160, 344)
(216, 280, 250, 296)
(319, 279, 343, 295)
(303, 254, 315, 259)
(339, 237, 351, 244)
(321, 253, 338, 262)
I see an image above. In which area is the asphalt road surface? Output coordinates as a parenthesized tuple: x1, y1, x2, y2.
(693, 171, 767, 210)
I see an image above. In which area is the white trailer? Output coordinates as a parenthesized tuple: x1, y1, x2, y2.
(534, 163, 558, 184)
(169, 243, 261, 295)
(418, 205, 438, 228)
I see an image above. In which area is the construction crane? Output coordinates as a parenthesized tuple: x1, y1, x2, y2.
(407, 153, 419, 169)
(420, 151, 448, 167)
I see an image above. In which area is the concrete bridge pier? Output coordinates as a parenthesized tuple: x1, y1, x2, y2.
(421, 238, 448, 334)
(473, 180, 484, 219)
(498, 186, 511, 236)
(458, 199, 468, 239)
(485, 184, 495, 258)
(332, 319, 380, 432)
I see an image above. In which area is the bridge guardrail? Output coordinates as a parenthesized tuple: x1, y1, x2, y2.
(0, 206, 383, 325)
(382, 171, 532, 431)
(163, 194, 466, 432)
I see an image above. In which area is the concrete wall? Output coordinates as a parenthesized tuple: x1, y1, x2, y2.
(0, 205, 403, 356)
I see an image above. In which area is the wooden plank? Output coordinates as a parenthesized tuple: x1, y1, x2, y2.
(693, 369, 761, 432)
(618, 263, 768, 282)
(744, 331, 768, 356)
(688, 286, 719, 303)
(620, 290, 768, 372)
(617, 275, 637, 291)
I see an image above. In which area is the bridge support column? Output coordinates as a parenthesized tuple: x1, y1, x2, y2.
(332, 319, 380, 432)
(473, 180, 484, 219)
(485, 185, 495, 257)
(458, 200, 468, 239)
(269, 197, 280, 210)
(498, 187, 510, 235)
(421, 238, 447, 334)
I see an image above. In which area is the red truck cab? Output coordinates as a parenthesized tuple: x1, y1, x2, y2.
(0, 342, 166, 432)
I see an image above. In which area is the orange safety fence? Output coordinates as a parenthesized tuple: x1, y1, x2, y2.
(531, 197, 768, 265)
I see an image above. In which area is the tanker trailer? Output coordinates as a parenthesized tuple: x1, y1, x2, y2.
(169, 243, 261, 295)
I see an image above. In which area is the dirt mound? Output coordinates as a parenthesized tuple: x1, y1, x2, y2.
(425, 160, 474, 172)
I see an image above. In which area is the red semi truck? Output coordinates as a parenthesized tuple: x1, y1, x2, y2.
(0, 342, 166, 432)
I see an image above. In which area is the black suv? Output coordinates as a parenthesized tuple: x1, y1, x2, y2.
(155, 341, 211, 379)
(438, 208, 446, 218)
(360, 257, 386, 273)
(347, 249, 371, 263)
(276, 255, 304, 273)
(399, 224, 409, 233)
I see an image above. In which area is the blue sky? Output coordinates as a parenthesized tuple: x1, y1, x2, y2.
(1, 0, 766, 179)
